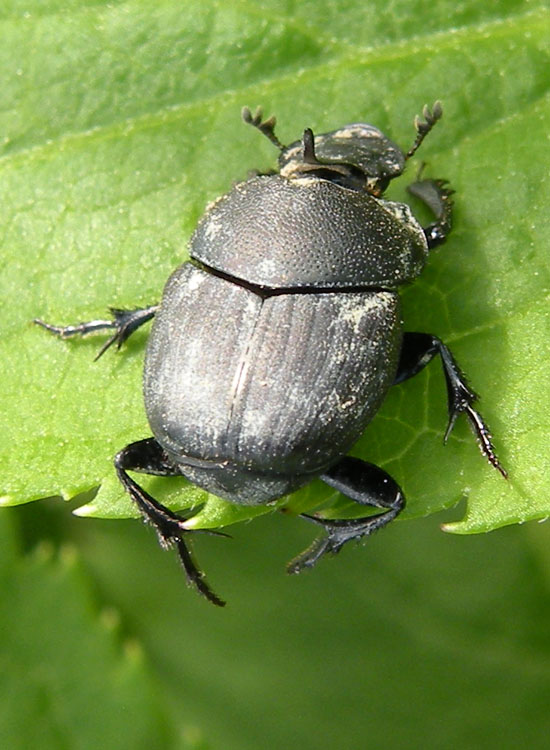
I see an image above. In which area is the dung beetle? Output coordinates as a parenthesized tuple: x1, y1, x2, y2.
(36, 102, 506, 606)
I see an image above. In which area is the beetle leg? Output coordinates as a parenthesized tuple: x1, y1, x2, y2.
(34, 305, 158, 360)
(394, 332, 507, 477)
(114, 438, 226, 607)
(407, 178, 454, 248)
(287, 457, 405, 574)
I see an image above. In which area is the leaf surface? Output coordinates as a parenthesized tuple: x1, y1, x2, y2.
(1, 0, 549, 535)
(0, 513, 179, 749)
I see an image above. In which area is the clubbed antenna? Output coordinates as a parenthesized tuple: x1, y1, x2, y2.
(242, 106, 285, 150)
(405, 101, 443, 160)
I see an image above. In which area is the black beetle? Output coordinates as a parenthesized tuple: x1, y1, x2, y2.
(36, 102, 506, 606)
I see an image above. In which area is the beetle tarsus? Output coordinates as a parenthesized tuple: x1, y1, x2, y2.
(288, 457, 405, 574)
(461, 405, 508, 479)
(34, 316, 117, 338)
(114, 438, 226, 607)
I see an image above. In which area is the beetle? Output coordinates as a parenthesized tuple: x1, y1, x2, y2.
(36, 101, 506, 606)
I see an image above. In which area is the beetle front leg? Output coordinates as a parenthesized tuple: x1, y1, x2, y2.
(407, 178, 454, 249)
(34, 305, 158, 360)
(288, 457, 405, 574)
(115, 438, 226, 607)
(395, 332, 507, 477)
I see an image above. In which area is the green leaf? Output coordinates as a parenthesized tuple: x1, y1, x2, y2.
(79, 506, 550, 750)
(0, 513, 180, 749)
(1, 0, 549, 535)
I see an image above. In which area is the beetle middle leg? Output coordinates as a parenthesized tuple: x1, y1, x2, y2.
(288, 457, 405, 574)
(34, 305, 158, 360)
(114, 437, 226, 607)
(395, 332, 507, 477)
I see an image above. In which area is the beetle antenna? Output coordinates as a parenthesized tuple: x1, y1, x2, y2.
(242, 106, 285, 150)
(405, 102, 443, 160)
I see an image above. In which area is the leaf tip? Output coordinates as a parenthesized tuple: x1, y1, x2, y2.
(440, 521, 459, 533)
(181, 514, 200, 530)
(73, 503, 98, 517)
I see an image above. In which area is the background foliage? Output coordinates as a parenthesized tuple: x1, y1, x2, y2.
(1, 1, 549, 747)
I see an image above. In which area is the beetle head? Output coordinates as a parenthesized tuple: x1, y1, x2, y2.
(279, 123, 405, 197)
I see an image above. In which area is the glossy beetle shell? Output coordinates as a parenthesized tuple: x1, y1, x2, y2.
(143, 124, 430, 506)
(191, 175, 428, 289)
(144, 264, 402, 504)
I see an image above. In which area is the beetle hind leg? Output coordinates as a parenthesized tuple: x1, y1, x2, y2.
(287, 457, 405, 575)
(114, 438, 226, 607)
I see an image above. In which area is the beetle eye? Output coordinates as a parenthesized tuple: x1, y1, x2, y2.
(366, 174, 390, 197)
